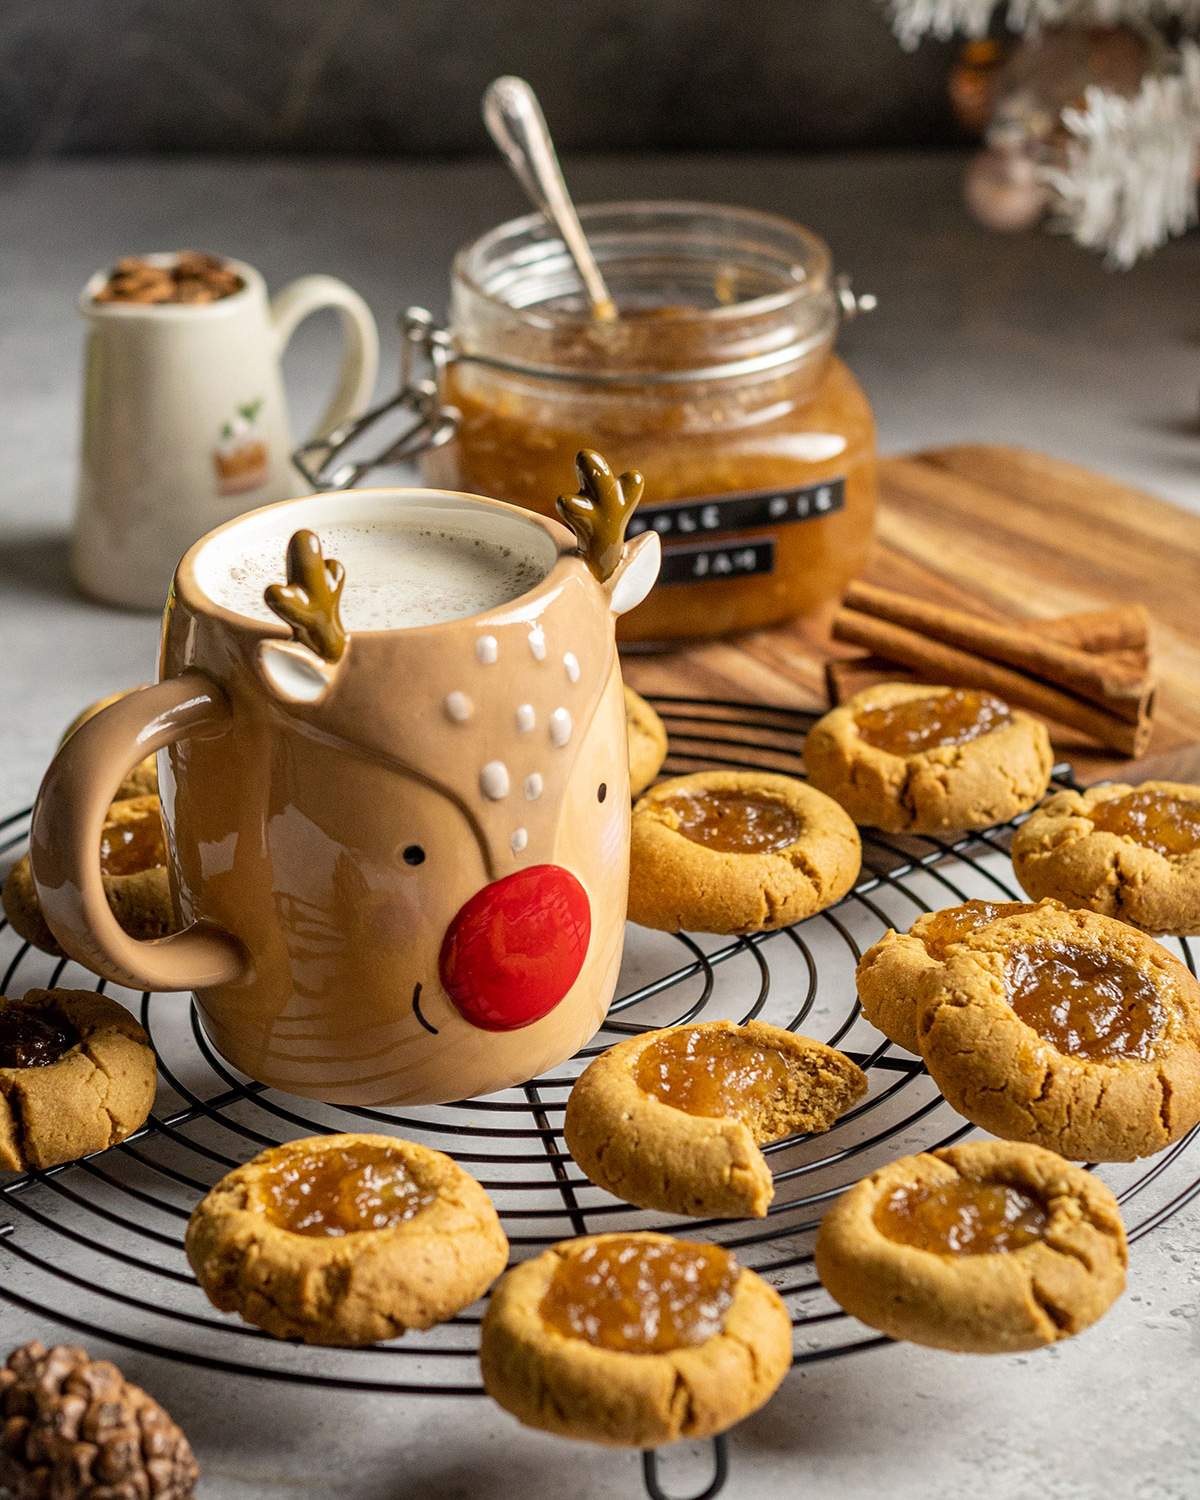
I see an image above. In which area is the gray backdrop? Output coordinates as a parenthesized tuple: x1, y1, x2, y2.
(2, 0, 958, 155)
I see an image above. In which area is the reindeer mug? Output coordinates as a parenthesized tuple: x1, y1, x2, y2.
(30, 460, 661, 1104)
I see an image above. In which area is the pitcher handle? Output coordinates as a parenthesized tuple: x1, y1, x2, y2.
(270, 274, 380, 443)
(30, 675, 248, 993)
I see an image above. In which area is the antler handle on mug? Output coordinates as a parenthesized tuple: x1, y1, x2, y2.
(265, 530, 348, 661)
(256, 529, 350, 707)
(556, 449, 646, 584)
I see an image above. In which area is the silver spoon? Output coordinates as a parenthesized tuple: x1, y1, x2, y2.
(483, 75, 617, 323)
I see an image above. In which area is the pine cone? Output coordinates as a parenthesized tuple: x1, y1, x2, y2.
(0, 1342, 199, 1499)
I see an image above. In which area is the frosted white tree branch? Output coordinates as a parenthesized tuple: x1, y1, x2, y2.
(1039, 43, 1200, 265)
(885, 0, 1200, 47)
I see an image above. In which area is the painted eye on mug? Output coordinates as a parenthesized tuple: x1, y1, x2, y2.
(402, 844, 426, 867)
(597, 783, 608, 804)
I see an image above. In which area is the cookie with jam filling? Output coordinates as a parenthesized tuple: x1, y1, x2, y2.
(627, 769, 861, 933)
(0, 990, 157, 1171)
(917, 903, 1200, 1161)
(1013, 780, 1200, 935)
(480, 1231, 791, 1446)
(565, 1020, 867, 1218)
(815, 1140, 1127, 1353)
(624, 685, 668, 797)
(186, 1133, 508, 1346)
(3, 794, 177, 956)
(804, 682, 1053, 834)
(857, 897, 1042, 1054)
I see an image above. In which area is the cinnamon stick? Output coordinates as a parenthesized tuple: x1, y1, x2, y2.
(831, 609, 1152, 757)
(842, 582, 1153, 723)
(1038, 604, 1151, 657)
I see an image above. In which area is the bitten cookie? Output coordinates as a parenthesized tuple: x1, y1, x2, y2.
(916, 903, 1200, 1161)
(857, 898, 1039, 1054)
(0, 990, 157, 1171)
(186, 1133, 509, 1346)
(1013, 781, 1200, 936)
(480, 1232, 792, 1446)
(814, 1140, 1127, 1353)
(3, 794, 176, 956)
(62, 689, 159, 800)
(565, 1021, 867, 1218)
(804, 683, 1053, 834)
(628, 770, 862, 933)
(624, 685, 668, 797)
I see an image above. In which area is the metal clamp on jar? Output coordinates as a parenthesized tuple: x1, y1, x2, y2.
(295, 201, 877, 647)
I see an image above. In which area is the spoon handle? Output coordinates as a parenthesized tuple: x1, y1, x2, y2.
(483, 75, 617, 322)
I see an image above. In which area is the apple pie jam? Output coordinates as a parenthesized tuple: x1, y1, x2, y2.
(261, 1143, 438, 1237)
(0, 1009, 79, 1070)
(659, 790, 803, 855)
(1004, 941, 1167, 1062)
(874, 1176, 1048, 1255)
(855, 690, 1012, 757)
(99, 806, 167, 877)
(636, 1028, 790, 1120)
(1088, 789, 1200, 859)
(539, 1236, 739, 1353)
(421, 203, 877, 645)
(921, 900, 1037, 959)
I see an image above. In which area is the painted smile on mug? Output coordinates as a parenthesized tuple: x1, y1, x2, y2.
(411, 982, 438, 1036)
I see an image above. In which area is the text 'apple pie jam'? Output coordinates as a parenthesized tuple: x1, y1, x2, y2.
(636, 1028, 790, 1120)
(1004, 941, 1167, 1062)
(539, 1236, 739, 1353)
(99, 806, 167, 877)
(1088, 790, 1200, 859)
(0, 1009, 79, 1070)
(261, 1143, 438, 1237)
(416, 202, 877, 645)
(659, 790, 803, 855)
(874, 1177, 1048, 1256)
(854, 690, 1013, 757)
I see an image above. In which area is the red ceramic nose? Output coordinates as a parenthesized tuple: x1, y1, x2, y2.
(439, 865, 591, 1032)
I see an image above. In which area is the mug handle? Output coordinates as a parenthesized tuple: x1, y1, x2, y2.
(270, 274, 381, 443)
(29, 675, 249, 993)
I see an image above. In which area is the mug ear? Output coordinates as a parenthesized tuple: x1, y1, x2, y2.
(257, 639, 339, 706)
(605, 531, 661, 616)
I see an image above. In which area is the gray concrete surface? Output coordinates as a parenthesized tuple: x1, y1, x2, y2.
(1, 154, 1199, 1498)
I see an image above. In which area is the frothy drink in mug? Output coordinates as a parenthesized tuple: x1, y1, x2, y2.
(217, 521, 549, 630)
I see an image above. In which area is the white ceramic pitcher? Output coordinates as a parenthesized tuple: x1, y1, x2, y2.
(73, 255, 379, 610)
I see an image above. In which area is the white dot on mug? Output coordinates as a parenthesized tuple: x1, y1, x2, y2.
(563, 651, 581, 683)
(511, 827, 529, 854)
(549, 708, 573, 747)
(528, 624, 547, 661)
(516, 703, 536, 733)
(476, 635, 499, 665)
(524, 772, 544, 800)
(480, 761, 510, 800)
(444, 691, 473, 723)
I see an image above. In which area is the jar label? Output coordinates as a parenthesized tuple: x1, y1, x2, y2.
(627, 477, 845, 543)
(656, 538, 776, 586)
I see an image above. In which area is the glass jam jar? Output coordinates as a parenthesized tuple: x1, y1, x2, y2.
(304, 201, 877, 646)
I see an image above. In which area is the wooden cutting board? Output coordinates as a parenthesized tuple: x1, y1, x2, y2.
(622, 444, 1200, 781)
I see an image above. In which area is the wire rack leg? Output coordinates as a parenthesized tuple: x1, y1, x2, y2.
(641, 1436, 729, 1500)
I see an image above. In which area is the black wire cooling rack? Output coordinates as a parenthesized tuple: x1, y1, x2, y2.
(2, 695, 1198, 1500)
